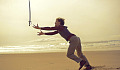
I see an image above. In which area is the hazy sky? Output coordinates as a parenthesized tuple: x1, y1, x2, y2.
(0, 0, 120, 45)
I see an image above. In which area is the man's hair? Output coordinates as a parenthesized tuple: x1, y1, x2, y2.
(56, 17, 65, 25)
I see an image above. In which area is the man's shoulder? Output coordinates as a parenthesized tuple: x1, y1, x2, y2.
(57, 25, 67, 31)
(58, 25, 67, 28)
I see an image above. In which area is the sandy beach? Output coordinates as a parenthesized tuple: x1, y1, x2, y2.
(0, 50, 120, 70)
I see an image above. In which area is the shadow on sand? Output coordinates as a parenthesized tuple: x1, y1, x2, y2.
(83, 65, 120, 70)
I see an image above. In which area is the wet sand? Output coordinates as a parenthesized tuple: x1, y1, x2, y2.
(0, 50, 120, 70)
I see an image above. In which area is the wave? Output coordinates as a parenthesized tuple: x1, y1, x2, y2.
(25, 37, 62, 43)
(83, 40, 120, 44)
(0, 39, 120, 54)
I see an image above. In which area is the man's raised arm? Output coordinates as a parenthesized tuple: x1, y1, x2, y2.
(40, 27, 58, 30)
(33, 24, 59, 30)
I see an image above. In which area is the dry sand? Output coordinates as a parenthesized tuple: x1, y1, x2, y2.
(0, 50, 120, 70)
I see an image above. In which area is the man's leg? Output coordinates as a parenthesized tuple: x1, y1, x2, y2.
(67, 36, 82, 63)
(76, 37, 90, 66)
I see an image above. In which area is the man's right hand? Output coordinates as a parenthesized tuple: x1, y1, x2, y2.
(33, 24, 41, 29)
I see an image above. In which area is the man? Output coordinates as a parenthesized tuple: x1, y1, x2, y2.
(33, 17, 92, 70)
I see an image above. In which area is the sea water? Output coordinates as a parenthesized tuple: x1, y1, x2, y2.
(0, 37, 120, 54)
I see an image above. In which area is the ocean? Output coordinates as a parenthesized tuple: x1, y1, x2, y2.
(0, 37, 120, 54)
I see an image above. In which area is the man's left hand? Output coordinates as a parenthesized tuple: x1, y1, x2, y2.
(37, 31, 45, 35)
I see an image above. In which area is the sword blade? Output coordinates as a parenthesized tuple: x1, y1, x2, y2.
(29, 0, 31, 26)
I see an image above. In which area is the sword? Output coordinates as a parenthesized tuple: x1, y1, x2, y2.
(28, 0, 40, 32)
(28, 0, 32, 26)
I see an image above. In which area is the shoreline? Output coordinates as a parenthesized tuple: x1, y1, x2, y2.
(0, 49, 120, 54)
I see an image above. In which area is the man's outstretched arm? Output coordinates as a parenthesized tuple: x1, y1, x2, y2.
(44, 31, 58, 35)
(40, 27, 58, 30)
(33, 24, 64, 31)
(37, 31, 58, 35)
(33, 24, 59, 30)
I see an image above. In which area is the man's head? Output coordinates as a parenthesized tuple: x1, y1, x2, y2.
(55, 17, 65, 27)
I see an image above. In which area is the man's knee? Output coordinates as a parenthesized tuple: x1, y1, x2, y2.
(77, 53, 84, 58)
(67, 53, 73, 58)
